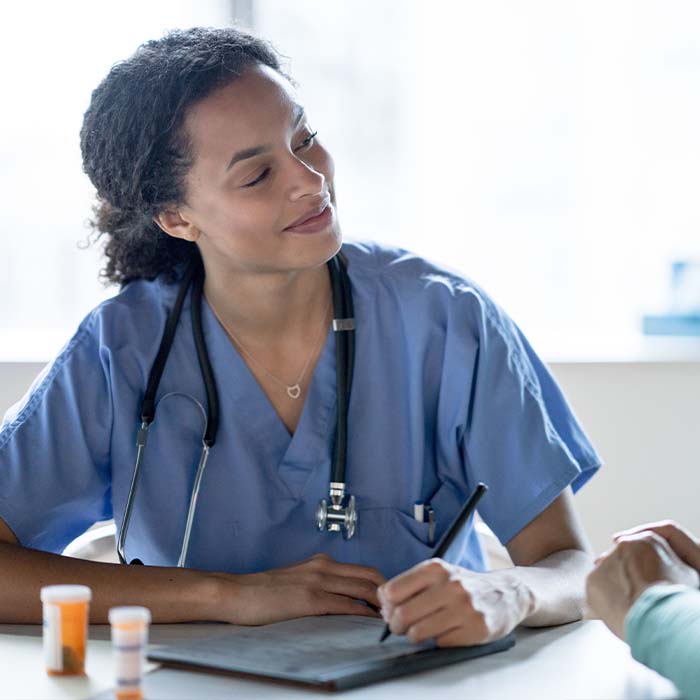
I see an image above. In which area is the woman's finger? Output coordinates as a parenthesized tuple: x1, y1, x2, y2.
(317, 573, 382, 607)
(304, 556, 386, 588)
(315, 592, 381, 617)
(327, 563, 386, 588)
(405, 604, 466, 643)
(283, 555, 386, 589)
(436, 619, 489, 647)
(386, 580, 451, 635)
(380, 559, 450, 607)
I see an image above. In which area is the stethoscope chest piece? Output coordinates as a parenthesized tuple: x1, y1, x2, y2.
(316, 483, 357, 540)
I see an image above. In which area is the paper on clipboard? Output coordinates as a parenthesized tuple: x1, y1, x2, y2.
(147, 615, 515, 692)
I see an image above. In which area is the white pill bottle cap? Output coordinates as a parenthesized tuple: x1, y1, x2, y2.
(109, 606, 151, 625)
(40, 585, 92, 603)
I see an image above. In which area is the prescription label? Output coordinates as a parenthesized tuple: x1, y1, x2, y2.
(112, 626, 147, 699)
(43, 603, 62, 671)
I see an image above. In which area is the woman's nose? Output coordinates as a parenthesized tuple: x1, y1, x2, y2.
(287, 157, 326, 201)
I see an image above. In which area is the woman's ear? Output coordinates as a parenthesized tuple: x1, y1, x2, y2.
(154, 209, 200, 242)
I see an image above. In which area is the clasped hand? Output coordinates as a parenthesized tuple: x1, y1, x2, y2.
(220, 553, 385, 625)
(378, 558, 534, 646)
(586, 520, 700, 639)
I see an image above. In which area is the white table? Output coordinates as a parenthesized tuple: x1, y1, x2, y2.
(0, 620, 679, 699)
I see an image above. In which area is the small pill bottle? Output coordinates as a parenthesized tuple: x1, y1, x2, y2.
(40, 584, 92, 676)
(109, 606, 151, 700)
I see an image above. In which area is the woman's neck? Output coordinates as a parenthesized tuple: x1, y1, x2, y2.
(201, 260, 332, 345)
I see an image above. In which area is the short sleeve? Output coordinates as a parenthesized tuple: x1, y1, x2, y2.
(460, 293, 601, 544)
(0, 311, 114, 552)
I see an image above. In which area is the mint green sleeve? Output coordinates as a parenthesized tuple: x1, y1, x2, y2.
(625, 583, 700, 700)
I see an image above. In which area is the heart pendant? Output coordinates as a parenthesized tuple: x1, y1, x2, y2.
(286, 384, 301, 399)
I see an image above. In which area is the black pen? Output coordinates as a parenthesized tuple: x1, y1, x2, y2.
(379, 482, 489, 643)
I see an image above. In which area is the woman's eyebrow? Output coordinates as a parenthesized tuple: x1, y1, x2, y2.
(226, 145, 266, 171)
(225, 105, 306, 172)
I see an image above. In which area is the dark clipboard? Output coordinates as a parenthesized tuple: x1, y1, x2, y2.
(147, 616, 516, 692)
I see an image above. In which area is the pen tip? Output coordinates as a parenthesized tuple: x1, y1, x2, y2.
(379, 626, 390, 643)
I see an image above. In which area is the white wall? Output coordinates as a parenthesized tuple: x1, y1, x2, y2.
(0, 364, 43, 416)
(1, 361, 698, 555)
(549, 362, 700, 553)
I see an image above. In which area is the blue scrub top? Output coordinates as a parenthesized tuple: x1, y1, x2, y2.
(0, 242, 600, 579)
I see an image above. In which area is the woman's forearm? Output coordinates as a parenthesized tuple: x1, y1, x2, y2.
(0, 543, 386, 626)
(0, 542, 223, 624)
(507, 548, 593, 627)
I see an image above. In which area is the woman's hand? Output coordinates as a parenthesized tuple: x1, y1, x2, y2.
(586, 522, 700, 639)
(377, 558, 534, 646)
(213, 553, 385, 625)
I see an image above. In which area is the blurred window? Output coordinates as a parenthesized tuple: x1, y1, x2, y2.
(0, 0, 234, 360)
(3, 1, 700, 361)
(253, 0, 700, 360)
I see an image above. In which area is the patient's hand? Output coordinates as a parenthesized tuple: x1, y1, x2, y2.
(613, 520, 700, 571)
(586, 525, 700, 639)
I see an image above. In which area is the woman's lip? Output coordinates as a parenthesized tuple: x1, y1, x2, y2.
(283, 205, 333, 234)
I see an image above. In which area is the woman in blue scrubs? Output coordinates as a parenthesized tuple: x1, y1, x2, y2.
(0, 27, 600, 643)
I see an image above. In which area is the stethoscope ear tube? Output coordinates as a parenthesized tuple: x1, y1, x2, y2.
(189, 261, 219, 447)
(329, 255, 355, 486)
(140, 259, 198, 424)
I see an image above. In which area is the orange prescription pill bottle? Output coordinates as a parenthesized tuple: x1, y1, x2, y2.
(40, 585, 92, 676)
(109, 606, 151, 700)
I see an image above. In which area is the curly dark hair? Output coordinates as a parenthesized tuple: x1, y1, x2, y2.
(80, 27, 284, 285)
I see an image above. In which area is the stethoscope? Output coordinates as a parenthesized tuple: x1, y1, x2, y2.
(117, 253, 358, 567)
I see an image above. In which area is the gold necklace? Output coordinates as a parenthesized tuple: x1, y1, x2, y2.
(208, 295, 332, 400)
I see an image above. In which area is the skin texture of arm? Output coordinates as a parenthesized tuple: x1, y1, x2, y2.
(505, 487, 593, 627)
(0, 518, 383, 625)
(378, 488, 593, 646)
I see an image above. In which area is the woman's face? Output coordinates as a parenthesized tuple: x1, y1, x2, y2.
(177, 64, 341, 275)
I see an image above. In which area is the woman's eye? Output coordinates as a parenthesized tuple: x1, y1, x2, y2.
(295, 130, 318, 151)
(240, 132, 317, 187)
(242, 167, 270, 188)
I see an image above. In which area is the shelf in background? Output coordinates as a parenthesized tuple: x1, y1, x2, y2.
(541, 331, 700, 364)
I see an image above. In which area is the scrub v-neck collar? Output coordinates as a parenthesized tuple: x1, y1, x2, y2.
(201, 298, 337, 499)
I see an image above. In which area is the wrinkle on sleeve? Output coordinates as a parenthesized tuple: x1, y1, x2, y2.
(0, 310, 114, 552)
(458, 291, 601, 544)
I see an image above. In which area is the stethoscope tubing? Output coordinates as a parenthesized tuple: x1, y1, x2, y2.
(189, 263, 219, 447)
(330, 255, 355, 485)
(117, 391, 210, 566)
(118, 253, 354, 566)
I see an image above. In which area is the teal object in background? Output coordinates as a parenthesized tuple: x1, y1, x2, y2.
(642, 313, 700, 336)
(643, 260, 700, 336)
